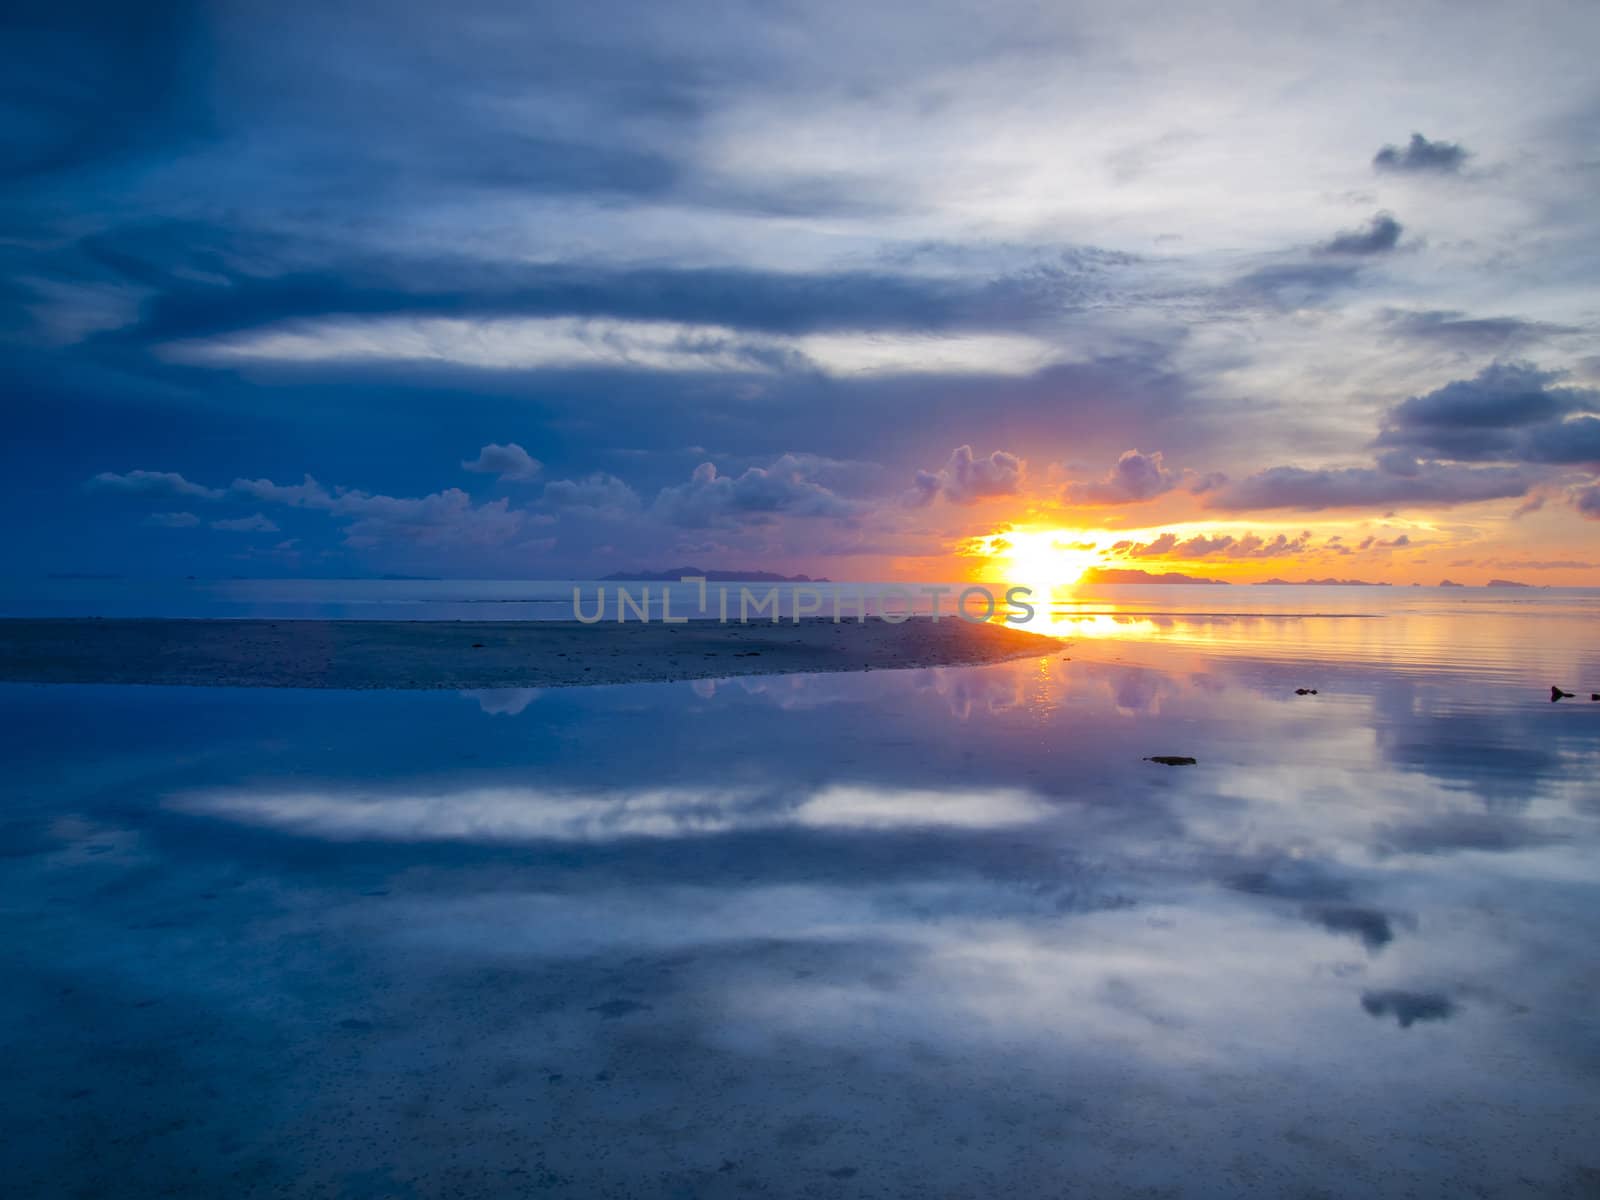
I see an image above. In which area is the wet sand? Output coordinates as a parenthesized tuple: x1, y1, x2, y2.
(0, 616, 1058, 690)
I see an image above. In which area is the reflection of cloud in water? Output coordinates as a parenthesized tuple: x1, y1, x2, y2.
(171, 783, 1053, 843)
(688, 666, 1027, 721)
(1374, 811, 1567, 856)
(8, 627, 1600, 1198)
(1369, 677, 1576, 810)
(459, 688, 541, 715)
(916, 665, 1025, 720)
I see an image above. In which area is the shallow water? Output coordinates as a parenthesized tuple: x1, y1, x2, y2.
(2, 616, 1599, 1196)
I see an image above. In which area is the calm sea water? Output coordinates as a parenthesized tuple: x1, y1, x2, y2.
(1, 583, 1597, 1196)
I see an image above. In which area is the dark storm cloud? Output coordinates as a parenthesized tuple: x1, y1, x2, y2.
(1372, 133, 1469, 174)
(1319, 213, 1403, 256)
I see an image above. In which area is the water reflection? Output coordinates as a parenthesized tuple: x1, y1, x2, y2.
(173, 782, 1054, 841)
(2, 628, 1598, 1196)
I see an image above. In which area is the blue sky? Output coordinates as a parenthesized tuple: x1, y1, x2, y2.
(5, 0, 1599, 581)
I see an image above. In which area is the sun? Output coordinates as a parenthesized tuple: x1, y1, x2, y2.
(986, 528, 1103, 590)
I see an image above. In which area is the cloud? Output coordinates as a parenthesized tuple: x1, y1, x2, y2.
(1375, 361, 1600, 464)
(1206, 461, 1532, 511)
(1574, 484, 1600, 520)
(1108, 530, 1313, 559)
(1360, 990, 1458, 1028)
(655, 456, 862, 527)
(539, 473, 642, 514)
(232, 475, 335, 508)
(907, 446, 1024, 506)
(1063, 448, 1179, 505)
(126, 470, 526, 548)
(142, 511, 200, 528)
(1380, 309, 1575, 352)
(94, 228, 1110, 347)
(1372, 133, 1469, 173)
(1307, 905, 1395, 952)
(210, 513, 279, 533)
(1204, 362, 1600, 514)
(88, 470, 223, 501)
(1319, 212, 1403, 256)
(169, 314, 1062, 379)
(19, 3, 1600, 580)
(462, 442, 542, 482)
(1111, 532, 1177, 557)
(331, 490, 524, 549)
(1228, 262, 1362, 310)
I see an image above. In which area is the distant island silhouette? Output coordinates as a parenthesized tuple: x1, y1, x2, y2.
(1081, 568, 1229, 585)
(601, 568, 830, 583)
(1255, 577, 1390, 586)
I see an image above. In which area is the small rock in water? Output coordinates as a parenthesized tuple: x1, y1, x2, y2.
(1592, 694, 1600, 701)
(1145, 755, 1197, 766)
(1551, 686, 1575, 702)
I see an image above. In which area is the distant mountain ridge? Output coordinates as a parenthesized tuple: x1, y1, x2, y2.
(601, 568, 830, 583)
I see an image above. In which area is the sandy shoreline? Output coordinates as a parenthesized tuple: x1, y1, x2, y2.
(0, 616, 1059, 690)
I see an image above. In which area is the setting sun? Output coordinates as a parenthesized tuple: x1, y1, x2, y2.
(981, 528, 1104, 589)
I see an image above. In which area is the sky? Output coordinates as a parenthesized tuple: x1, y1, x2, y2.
(5, 0, 1599, 584)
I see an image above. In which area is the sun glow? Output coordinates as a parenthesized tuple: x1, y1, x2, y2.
(981, 528, 1104, 590)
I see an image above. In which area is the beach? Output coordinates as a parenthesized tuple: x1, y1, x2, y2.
(0, 615, 1058, 690)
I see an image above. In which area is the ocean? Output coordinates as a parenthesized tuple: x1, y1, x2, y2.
(2, 579, 1597, 1195)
